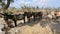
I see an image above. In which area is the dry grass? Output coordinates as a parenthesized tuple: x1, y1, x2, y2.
(8, 21, 53, 34)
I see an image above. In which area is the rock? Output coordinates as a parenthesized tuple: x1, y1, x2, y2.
(0, 24, 5, 34)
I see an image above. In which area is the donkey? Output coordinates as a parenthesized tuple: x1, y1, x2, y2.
(0, 13, 25, 28)
(32, 12, 42, 21)
(24, 12, 33, 23)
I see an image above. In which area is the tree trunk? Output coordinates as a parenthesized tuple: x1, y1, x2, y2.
(3, 0, 11, 11)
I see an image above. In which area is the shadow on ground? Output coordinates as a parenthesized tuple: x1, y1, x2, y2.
(17, 18, 51, 28)
(17, 18, 41, 27)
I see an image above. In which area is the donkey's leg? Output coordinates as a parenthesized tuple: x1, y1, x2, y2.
(14, 20, 17, 27)
(27, 16, 31, 23)
(4, 18, 11, 31)
(23, 15, 25, 23)
(4, 18, 8, 27)
(24, 17, 25, 23)
(39, 15, 42, 20)
(34, 15, 36, 21)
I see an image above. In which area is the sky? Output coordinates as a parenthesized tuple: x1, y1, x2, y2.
(10, 0, 60, 8)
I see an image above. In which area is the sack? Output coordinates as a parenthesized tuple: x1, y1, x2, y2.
(16, 14, 24, 19)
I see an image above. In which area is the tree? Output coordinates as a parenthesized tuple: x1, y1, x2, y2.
(0, 0, 2, 2)
(21, 5, 31, 12)
(4, 0, 14, 10)
(0, 0, 14, 13)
